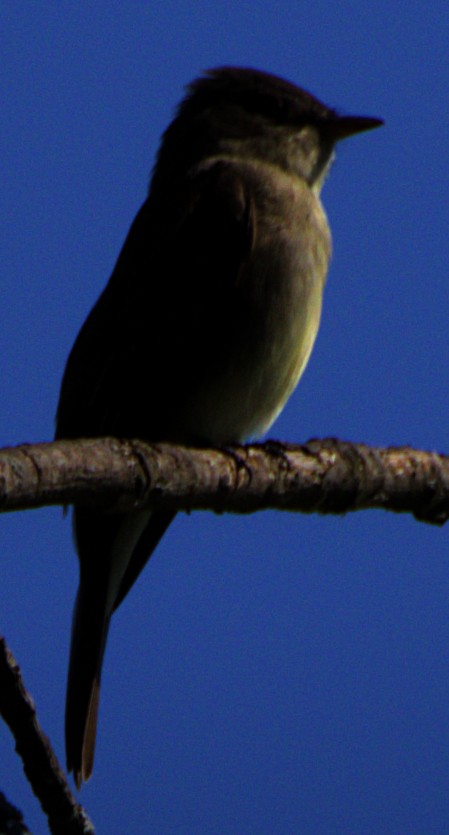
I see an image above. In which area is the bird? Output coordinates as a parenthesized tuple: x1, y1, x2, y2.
(55, 66, 383, 787)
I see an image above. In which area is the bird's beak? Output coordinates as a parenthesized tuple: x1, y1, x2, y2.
(324, 114, 384, 141)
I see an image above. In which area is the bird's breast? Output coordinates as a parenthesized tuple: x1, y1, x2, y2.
(181, 164, 331, 444)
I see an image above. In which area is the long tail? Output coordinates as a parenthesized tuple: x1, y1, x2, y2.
(65, 578, 111, 788)
(65, 508, 155, 787)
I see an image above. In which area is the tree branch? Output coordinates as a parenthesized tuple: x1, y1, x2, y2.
(0, 437, 448, 525)
(0, 789, 31, 835)
(0, 638, 94, 834)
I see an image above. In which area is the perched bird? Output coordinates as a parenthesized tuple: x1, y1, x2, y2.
(56, 66, 382, 787)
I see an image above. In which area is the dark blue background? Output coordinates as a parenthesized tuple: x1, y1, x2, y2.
(1, 4, 449, 833)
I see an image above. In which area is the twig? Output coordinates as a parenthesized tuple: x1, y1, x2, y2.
(0, 638, 94, 835)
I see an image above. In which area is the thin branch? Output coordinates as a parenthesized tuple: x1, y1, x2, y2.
(0, 437, 448, 525)
(0, 638, 94, 835)
(0, 790, 31, 835)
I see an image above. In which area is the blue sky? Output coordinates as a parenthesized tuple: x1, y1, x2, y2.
(1, 3, 449, 833)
